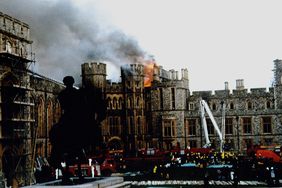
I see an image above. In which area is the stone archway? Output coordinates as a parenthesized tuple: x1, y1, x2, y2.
(107, 137, 123, 150)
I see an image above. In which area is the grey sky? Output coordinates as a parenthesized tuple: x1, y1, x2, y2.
(89, 0, 282, 91)
(1, 0, 281, 91)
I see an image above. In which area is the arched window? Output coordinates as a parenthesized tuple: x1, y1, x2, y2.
(19, 43, 27, 58)
(136, 97, 140, 108)
(47, 100, 53, 137)
(247, 101, 252, 110)
(136, 81, 140, 88)
(128, 97, 132, 108)
(212, 103, 216, 110)
(30, 97, 36, 138)
(266, 101, 272, 109)
(6, 41, 12, 53)
(113, 97, 117, 109)
(107, 97, 112, 109)
(54, 100, 61, 124)
(37, 97, 44, 138)
(118, 97, 123, 109)
(230, 102, 234, 110)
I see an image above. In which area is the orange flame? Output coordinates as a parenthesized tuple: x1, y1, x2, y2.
(144, 60, 156, 87)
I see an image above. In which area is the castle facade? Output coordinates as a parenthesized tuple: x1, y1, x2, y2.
(1, 11, 282, 186)
(96, 60, 282, 154)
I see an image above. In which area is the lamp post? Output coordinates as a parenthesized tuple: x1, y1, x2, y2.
(236, 116, 240, 153)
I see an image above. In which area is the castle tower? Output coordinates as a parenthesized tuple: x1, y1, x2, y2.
(81, 62, 107, 92)
(121, 63, 146, 154)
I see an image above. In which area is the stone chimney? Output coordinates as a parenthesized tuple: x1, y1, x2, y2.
(224, 81, 229, 90)
(236, 79, 244, 90)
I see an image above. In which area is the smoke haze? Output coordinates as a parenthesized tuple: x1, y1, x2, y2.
(0, 0, 145, 84)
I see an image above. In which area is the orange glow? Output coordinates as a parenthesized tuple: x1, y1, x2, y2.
(144, 60, 156, 87)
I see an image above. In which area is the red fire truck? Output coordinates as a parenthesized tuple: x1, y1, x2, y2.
(67, 157, 117, 177)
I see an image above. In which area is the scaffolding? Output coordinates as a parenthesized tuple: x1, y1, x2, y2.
(0, 52, 36, 187)
(0, 12, 36, 187)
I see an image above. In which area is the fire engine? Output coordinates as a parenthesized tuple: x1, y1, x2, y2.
(65, 157, 117, 177)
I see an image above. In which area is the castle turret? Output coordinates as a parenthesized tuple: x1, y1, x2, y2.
(81, 62, 107, 92)
(121, 63, 146, 153)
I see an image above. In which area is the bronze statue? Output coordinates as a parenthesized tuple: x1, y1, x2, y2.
(49, 76, 106, 184)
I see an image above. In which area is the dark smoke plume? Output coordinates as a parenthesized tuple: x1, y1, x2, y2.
(0, 0, 145, 83)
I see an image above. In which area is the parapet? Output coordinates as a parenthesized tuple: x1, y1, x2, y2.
(190, 87, 273, 98)
(232, 89, 248, 96)
(0, 12, 31, 42)
(214, 90, 230, 97)
(191, 91, 213, 98)
(121, 63, 144, 77)
(159, 67, 188, 81)
(181, 68, 189, 80)
(106, 81, 122, 92)
(81, 62, 107, 75)
(250, 88, 266, 94)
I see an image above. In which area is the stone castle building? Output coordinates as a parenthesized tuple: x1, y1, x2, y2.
(0, 12, 63, 187)
(1, 11, 282, 186)
(100, 60, 282, 154)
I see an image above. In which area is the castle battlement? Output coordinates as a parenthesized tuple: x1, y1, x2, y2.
(81, 62, 107, 75)
(121, 63, 144, 77)
(106, 81, 122, 92)
(158, 67, 188, 82)
(0, 12, 31, 42)
(191, 87, 274, 98)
